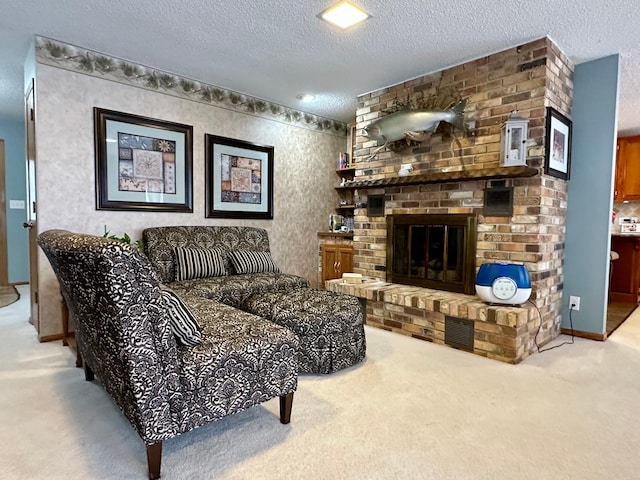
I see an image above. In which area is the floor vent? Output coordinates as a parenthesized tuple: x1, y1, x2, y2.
(445, 316, 474, 351)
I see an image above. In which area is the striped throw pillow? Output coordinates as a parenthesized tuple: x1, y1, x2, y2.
(173, 247, 227, 281)
(228, 250, 280, 274)
(159, 286, 202, 347)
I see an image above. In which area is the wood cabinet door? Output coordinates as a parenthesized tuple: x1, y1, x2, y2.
(337, 245, 353, 276)
(618, 136, 640, 201)
(615, 140, 624, 201)
(610, 236, 639, 303)
(321, 245, 340, 283)
(321, 244, 354, 283)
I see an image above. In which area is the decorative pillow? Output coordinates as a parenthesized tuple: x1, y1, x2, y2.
(173, 247, 227, 281)
(228, 250, 280, 274)
(159, 285, 202, 347)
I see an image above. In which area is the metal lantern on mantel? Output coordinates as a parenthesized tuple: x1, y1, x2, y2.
(500, 110, 529, 167)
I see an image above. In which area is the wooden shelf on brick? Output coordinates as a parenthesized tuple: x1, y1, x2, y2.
(342, 166, 538, 190)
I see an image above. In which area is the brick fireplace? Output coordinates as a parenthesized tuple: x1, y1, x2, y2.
(327, 37, 574, 364)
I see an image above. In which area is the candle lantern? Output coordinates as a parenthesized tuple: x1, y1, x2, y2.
(500, 111, 529, 167)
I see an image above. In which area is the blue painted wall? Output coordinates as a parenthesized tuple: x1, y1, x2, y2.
(563, 55, 620, 334)
(0, 117, 29, 283)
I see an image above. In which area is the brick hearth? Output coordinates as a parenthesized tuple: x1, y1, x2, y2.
(327, 278, 536, 364)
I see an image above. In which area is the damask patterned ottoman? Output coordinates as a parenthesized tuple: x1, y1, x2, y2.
(243, 289, 366, 374)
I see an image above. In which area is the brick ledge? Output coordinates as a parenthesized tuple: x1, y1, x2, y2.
(325, 278, 534, 328)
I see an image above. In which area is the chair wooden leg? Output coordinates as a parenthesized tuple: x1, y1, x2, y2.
(75, 348, 83, 368)
(279, 392, 294, 424)
(146, 442, 162, 480)
(83, 362, 94, 381)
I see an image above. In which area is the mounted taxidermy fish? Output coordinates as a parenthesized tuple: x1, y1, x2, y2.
(363, 99, 467, 160)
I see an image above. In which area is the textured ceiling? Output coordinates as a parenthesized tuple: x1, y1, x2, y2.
(1, 0, 640, 134)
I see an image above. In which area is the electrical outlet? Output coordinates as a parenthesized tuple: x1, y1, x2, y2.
(569, 295, 580, 311)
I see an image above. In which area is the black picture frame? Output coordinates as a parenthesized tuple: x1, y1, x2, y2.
(544, 107, 572, 180)
(94, 108, 193, 212)
(205, 134, 274, 219)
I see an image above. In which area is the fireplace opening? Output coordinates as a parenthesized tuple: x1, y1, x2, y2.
(387, 214, 477, 294)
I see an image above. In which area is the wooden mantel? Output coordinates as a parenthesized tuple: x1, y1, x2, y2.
(336, 166, 538, 190)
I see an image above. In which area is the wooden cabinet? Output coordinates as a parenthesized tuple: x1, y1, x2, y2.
(321, 244, 353, 283)
(615, 136, 640, 201)
(610, 235, 640, 303)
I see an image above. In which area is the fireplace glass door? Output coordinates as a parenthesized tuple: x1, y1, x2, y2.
(387, 214, 477, 294)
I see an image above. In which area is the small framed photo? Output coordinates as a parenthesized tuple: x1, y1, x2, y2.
(544, 107, 572, 180)
(205, 134, 274, 219)
(94, 108, 193, 212)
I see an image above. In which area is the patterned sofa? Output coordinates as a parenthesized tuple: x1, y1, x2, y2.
(245, 289, 366, 374)
(143, 226, 366, 374)
(142, 226, 310, 308)
(37, 230, 299, 480)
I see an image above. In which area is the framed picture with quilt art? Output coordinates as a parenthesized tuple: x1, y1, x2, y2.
(204, 134, 274, 219)
(94, 108, 193, 212)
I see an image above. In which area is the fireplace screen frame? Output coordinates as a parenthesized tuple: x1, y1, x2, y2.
(386, 213, 477, 294)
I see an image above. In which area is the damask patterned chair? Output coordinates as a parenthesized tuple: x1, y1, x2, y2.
(37, 230, 299, 479)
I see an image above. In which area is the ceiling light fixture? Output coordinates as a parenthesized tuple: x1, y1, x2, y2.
(297, 93, 316, 102)
(319, 1, 370, 30)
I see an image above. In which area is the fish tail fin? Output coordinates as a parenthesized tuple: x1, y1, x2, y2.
(450, 99, 467, 131)
(364, 139, 389, 162)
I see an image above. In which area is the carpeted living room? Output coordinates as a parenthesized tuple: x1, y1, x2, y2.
(3, 285, 640, 479)
(3, 2, 640, 480)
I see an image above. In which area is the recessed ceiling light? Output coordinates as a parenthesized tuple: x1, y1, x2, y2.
(319, 1, 370, 30)
(297, 93, 316, 102)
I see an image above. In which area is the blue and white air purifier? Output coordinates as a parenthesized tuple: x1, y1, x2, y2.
(475, 262, 531, 305)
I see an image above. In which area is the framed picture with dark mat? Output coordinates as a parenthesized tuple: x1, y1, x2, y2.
(94, 108, 193, 212)
(204, 134, 274, 219)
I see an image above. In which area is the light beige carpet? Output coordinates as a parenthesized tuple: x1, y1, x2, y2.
(2, 285, 640, 480)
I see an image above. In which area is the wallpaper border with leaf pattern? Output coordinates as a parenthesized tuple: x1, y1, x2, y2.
(35, 36, 348, 137)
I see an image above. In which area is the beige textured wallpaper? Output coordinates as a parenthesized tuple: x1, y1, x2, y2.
(35, 64, 344, 339)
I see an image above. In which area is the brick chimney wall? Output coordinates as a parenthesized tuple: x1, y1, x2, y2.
(351, 37, 574, 356)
